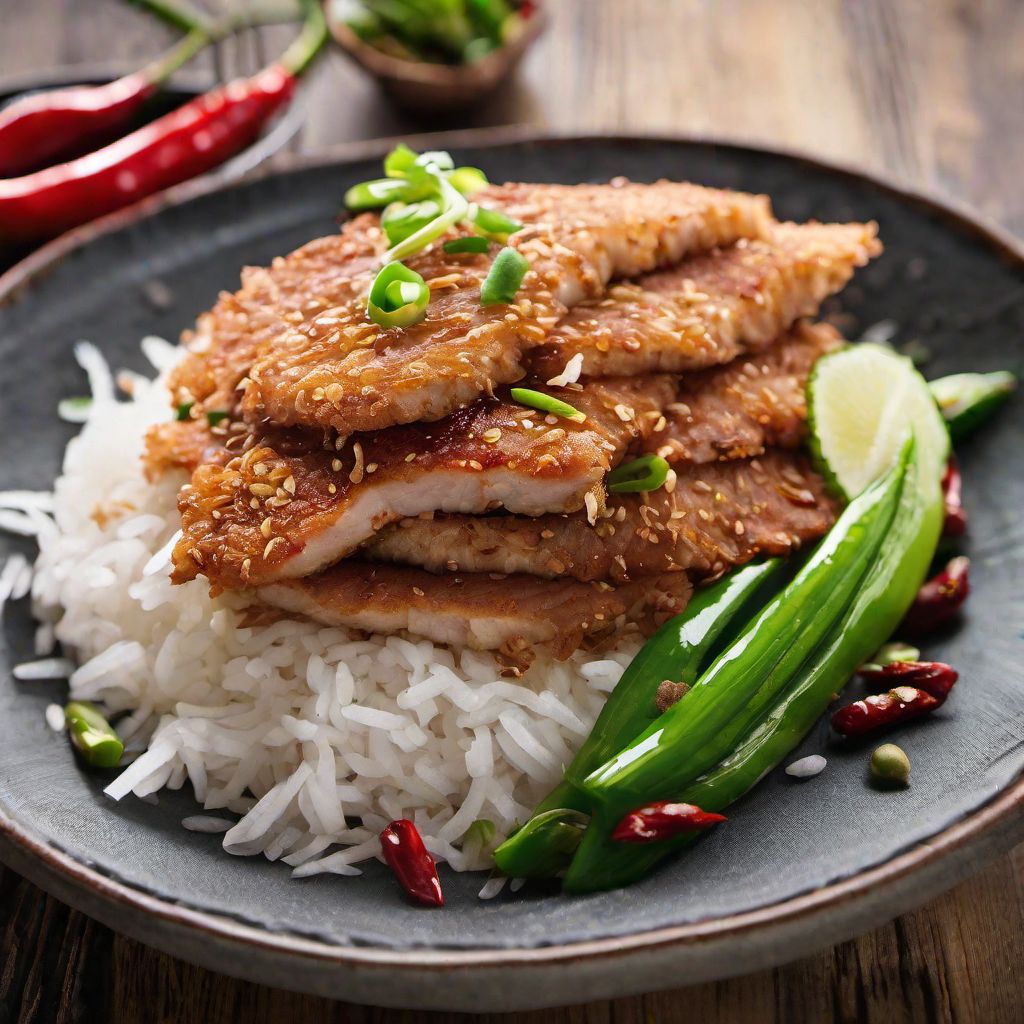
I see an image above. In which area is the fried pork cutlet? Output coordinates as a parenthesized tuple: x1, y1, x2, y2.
(239, 181, 772, 437)
(167, 216, 384, 420)
(644, 321, 841, 465)
(171, 375, 677, 592)
(259, 561, 693, 663)
(527, 222, 879, 381)
(366, 451, 836, 584)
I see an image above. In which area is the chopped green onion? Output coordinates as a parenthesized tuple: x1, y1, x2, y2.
(384, 173, 469, 264)
(57, 396, 92, 423)
(206, 410, 229, 427)
(608, 455, 671, 493)
(344, 177, 430, 211)
(443, 236, 491, 254)
(510, 387, 586, 423)
(448, 165, 489, 196)
(367, 262, 430, 329)
(384, 143, 419, 178)
(463, 819, 497, 847)
(473, 206, 522, 241)
(65, 701, 124, 768)
(480, 246, 529, 305)
(415, 150, 455, 172)
(382, 199, 443, 247)
(175, 401, 194, 421)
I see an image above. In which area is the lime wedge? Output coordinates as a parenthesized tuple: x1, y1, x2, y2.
(807, 343, 950, 500)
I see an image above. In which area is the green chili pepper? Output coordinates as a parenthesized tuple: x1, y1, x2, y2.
(607, 454, 671, 493)
(583, 444, 910, 809)
(175, 401, 194, 421)
(65, 701, 124, 769)
(565, 439, 943, 892)
(929, 370, 1016, 442)
(472, 205, 523, 241)
(367, 262, 430, 329)
(443, 235, 491, 255)
(493, 560, 788, 878)
(480, 246, 529, 305)
(509, 387, 585, 422)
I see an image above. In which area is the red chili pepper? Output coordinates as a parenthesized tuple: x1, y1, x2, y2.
(941, 459, 967, 537)
(0, 65, 294, 245)
(611, 801, 726, 843)
(858, 660, 959, 702)
(901, 556, 970, 637)
(0, 31, 208, 178)
(831, 685, 941, 737)
(379, 819, 444, 907)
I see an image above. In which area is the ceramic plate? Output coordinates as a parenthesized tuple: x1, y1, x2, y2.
(1, 132, 1021, 1011)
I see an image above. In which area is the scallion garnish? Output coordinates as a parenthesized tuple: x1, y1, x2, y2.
(382, 199, 444, 248)
(447, 165, 488, 197)
(57, 396, 92, 423)
(510, 387, 586, 423)
(607, 455, 671, 493)
(206, 410, 229, 427)
(480, 246, 529, 306)
(443, 236, 491, 254)
(175, 402, 194, 421)
(344, 177, 429, 211)
(473, 206, 523, 241)
(384, 142, 419, 178)
(367, 262, 430, 329)
(384, 174, 469, 264)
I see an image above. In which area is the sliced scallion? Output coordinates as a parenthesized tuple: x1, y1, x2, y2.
(384, 143, 418, 178)
(175, 402, 194, 421)
(443, 236, 491, 254)
(415, 150, 455, 172)
(65, 701, 124, 768)
(510, 387, 586, 423)
(382, 199, 443, 247)
(480, 246, 529, 305)
(384, 174, 469, 264)
(57, 396, 92, 423)
(344, 177, 428, 211)
(206, 410, 229, 427)
(367, 262, 430, 329)
(473, 206, 523, 241)
(448, 165, 489, 196)
(608, 455, 671, 493)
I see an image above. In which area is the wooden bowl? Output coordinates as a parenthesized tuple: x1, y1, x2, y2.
(326, 3, 546, 113)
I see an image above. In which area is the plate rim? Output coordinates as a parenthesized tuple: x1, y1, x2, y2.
(1, 128, 1022, 1010)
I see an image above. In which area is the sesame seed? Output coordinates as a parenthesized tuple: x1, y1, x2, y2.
(482, 427, 502, 443)
(260, 517, 273, 538)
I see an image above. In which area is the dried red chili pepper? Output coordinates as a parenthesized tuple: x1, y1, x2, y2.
(611, 801, 726, 843)
(941, 459, 967, 537)
(858, 660, 959, 702)
(901, 556, 970, 637)
(379, 819, 444, 907)
(0, 31, 208, 178)
(0, 2, 325, 245)
(830, 685, 941, 737)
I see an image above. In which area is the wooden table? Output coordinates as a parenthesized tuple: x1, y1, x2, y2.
(1, 2, 1022, 1020)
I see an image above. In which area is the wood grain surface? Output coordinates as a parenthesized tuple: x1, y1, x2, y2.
(1, 1, 1022, 1021)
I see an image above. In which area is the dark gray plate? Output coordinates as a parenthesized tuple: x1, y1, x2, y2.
(1, 131, 1022, 1012)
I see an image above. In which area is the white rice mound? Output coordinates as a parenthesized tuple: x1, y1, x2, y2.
(10, 339, 640, 879)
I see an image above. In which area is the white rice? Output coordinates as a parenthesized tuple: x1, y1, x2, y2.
(4, 340, 639, 877)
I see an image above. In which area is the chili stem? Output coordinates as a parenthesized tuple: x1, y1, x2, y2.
(279, 0, 330, 77)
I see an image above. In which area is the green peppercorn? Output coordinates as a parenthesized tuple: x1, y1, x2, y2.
(870, 743, 911, 788)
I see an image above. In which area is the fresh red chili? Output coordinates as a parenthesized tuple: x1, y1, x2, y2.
(0, 31, 208, 177)
(941, 459, 967, 537)
(901, 555, 970, 637)
(0, 1, 325, 246)
(858, 660, 959, 702)
(379, 819, 444, 907)
(831, 685, 941, 737)
(611, 801, 726, 843)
